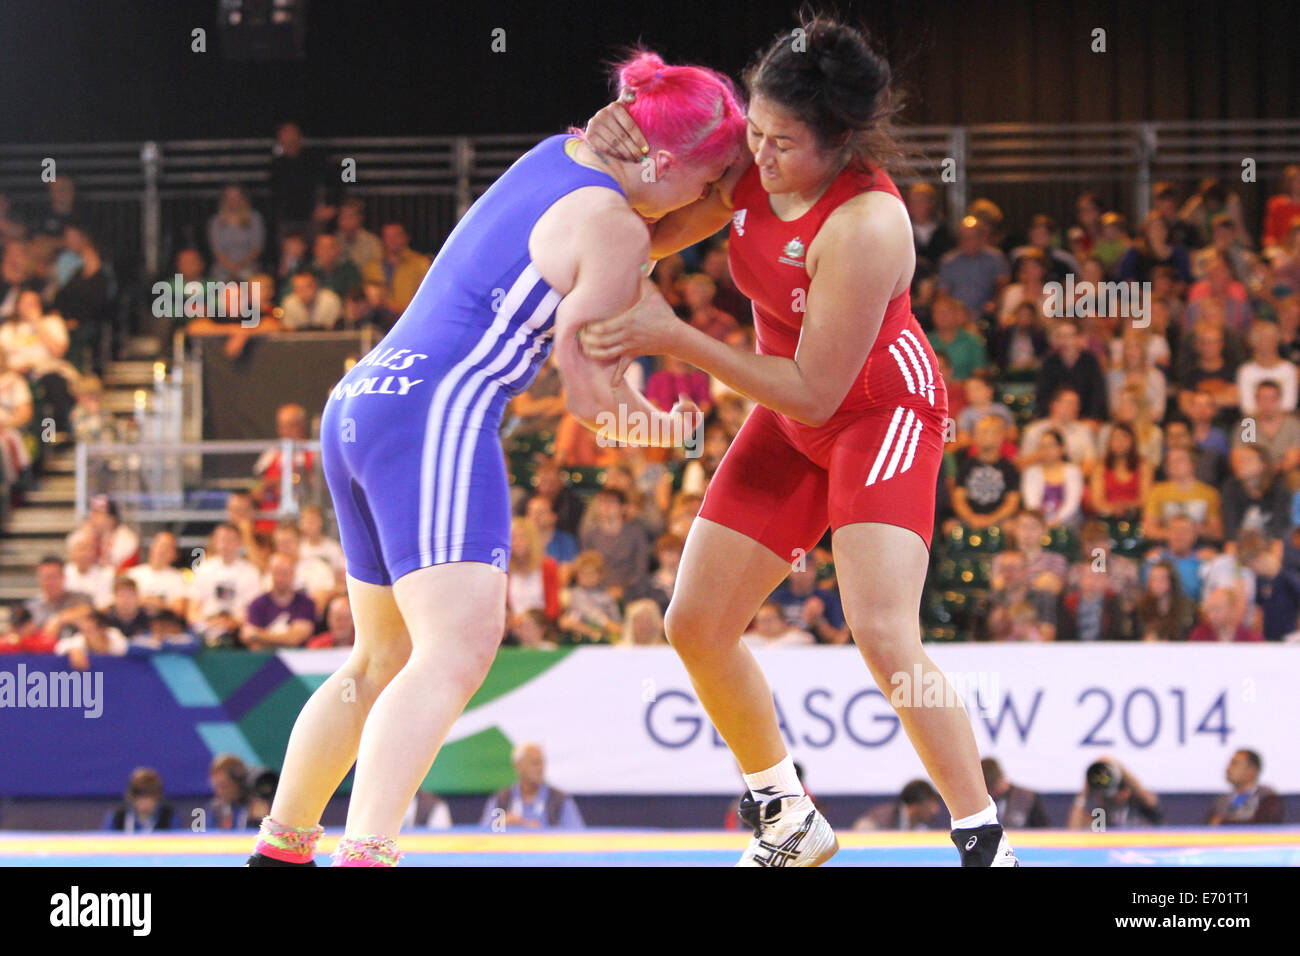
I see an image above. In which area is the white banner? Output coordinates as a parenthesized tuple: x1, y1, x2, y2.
(285, 645, 1299, 794)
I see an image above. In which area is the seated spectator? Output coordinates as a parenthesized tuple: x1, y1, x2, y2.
(127, 531, 190, 618)
(699, 239, 750, 322)
(307, 594, 356, 649)
(1262, 165, 1300, 254)
(645, 354, 713, 418)
(50, 228, 110, 365)
(1194, 211, 1257, 282)
(1232, 380, 1300, 473)
(0, 348, 33, 487)
(1118, 209, 1191, 284)
(1143, 447, 1223, 542)
(955, 371, 1016, 443)
(908, 182, 955, 271)
(742, 600, 815, 648)
(1186, 249, 1253, 334)
(512, 608, 560, 649)
(338, 282, 397, 334)
(1034, 320, 1108, 422)
(1107, 330, 1168, 422)
(1089, 423, 1150, 521)
(996, 247, 1050, 327)
(1221, 444, 1291, 540)
(265, 521, 336, 616)
(1161, 420, 1222, 487)
(926, 294, 986, 381)
(335, 197, 382, 271)
(279, 269, 342, 331)
(620, 598, 666, 645)
(531, 459, 584, 535)
(1019, 387, 1097, 475)
(102, 768, 175, 833)
(187, 524, 262, 646)
(936, 215, 1008, 321)
(297, 504, 344, 574)
(951, 415, 1021, 531)
(68, 494, 139, 571)
(1091, 211, 1131, 276)
(69, 374, 117, 443)
(558, 551, 622, 643)
(1056, 565, 1135, 641)
(0, 240, 37, 320)
(990, 301, 1050, 372)
(508, 355, 566, 436)
(1188, 586, 1264, 642)
(252, 403, 316, 530)
(1236, 321, 1298, 414)
(1143, 515, 1209, 603)
(1, 288, 76, 430)
(127, 609, 199, 654)
(208, 754, 251, 830)
(854, 779, 944, 831)
(625, 532, 682, 612)
(986, 510, 1067, 639)
(0, 605, 56, 654)
(681, 273, 738, 341)
(1136, 560, 1198, 641)
(526, 495, 579, 567)
(54, 609, 128, 669)
(362, 222, 432, 314)
(27, 555, 92, 640)
(983, 757, 1050, 828)
(240, 553, 317, 650)
(64, 528, 114, 609)
(767, 564, 849, 645)
(275, 232, 310, 301)
(507, 516, 561, 635)
(578, 488, 649, 596)
(1100, 385, 1163, 471)
(311, 231, 361, 299)
(1176, 321, 1240, 416)
(1020, 429, 1084, 528)
(479, 742, 583, 830)
(403, 789, 454, 830)
(104, 576, 151, 639)
(226, 490, 270, 565)
(207, 184, 265, 282)
(1250, 547, 1300, 642)
(1185, 389, 1231, 466)
(1069, 520, 1140, 606)
(1068, 758, 1163, 829)
(1206, 750, 1286, 824)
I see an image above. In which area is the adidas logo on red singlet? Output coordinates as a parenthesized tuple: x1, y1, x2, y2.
(866, 405, 923, 488)
(732, 208, 747, 236)
(886, 329, 936, 406)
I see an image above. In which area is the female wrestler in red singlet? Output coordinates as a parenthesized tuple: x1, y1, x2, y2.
(582, 16, 1018, 866)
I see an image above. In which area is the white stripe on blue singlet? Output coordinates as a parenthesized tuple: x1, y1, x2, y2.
(442, 287, 560, 562)
(418, 264, 545, 566)
(448, 310, 558, 561)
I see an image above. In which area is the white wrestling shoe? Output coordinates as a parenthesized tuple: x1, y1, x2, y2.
(951, 823, 1020, 866)
(735, 789, 839, 867)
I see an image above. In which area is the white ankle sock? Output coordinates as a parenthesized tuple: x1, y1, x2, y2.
(743, 756, 804, 802)
(951, 796, 999, 830)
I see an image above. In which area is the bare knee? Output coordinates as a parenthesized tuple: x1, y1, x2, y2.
(664, 599, 741, 660)
(847, 611, 923, 677)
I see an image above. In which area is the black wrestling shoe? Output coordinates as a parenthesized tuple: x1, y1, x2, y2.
(951, 823, 1019, 866)
(245, 852, 316, 867)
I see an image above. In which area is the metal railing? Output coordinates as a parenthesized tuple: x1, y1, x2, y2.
(2, 120, 1297, 279)
(74, 438, 325, 526)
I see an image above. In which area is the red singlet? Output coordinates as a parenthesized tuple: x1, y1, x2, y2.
(697, 161, 949, 558)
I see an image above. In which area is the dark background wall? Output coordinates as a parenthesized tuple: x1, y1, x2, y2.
(1, 0, 1295, 144)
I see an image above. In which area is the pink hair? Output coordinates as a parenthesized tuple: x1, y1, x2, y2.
(609, 50, 745, 165)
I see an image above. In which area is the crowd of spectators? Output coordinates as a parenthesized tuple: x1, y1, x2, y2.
(3, 125, 1300, 656)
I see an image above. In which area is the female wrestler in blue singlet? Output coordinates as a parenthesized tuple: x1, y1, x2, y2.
(247, 52, 744, 866)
